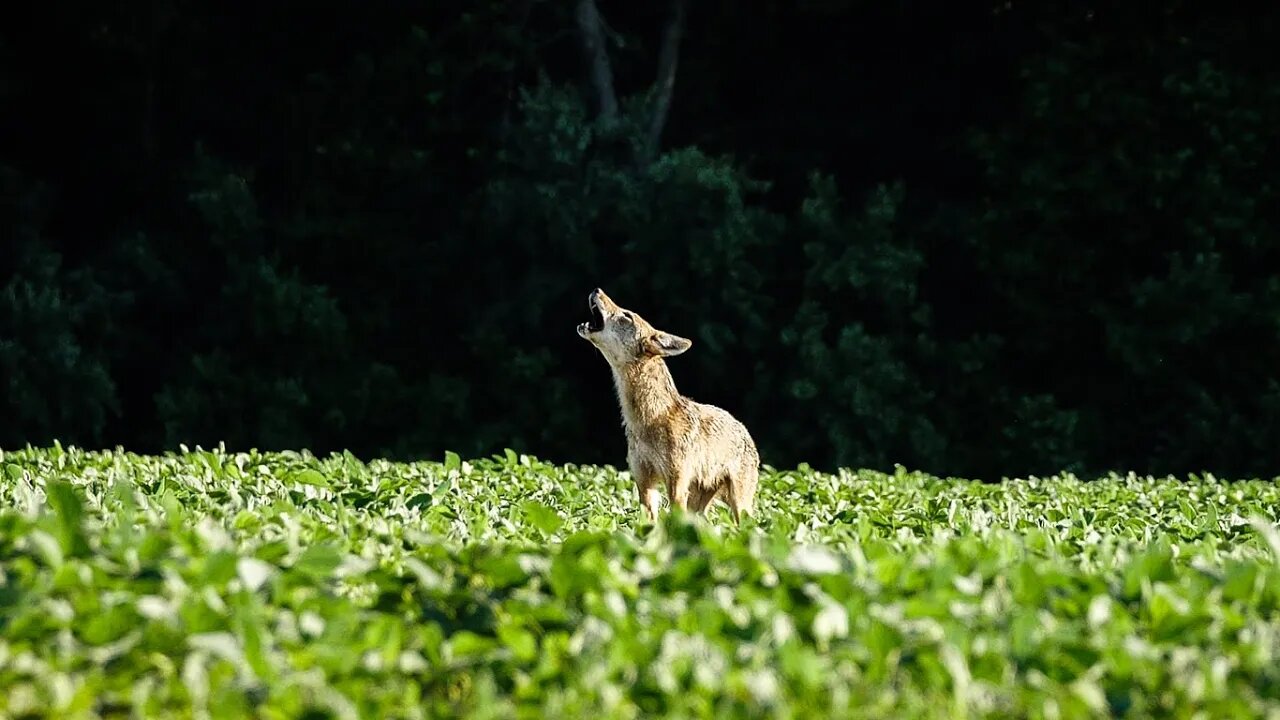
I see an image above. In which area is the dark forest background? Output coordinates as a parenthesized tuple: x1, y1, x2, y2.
(3, 1, 1279, 480)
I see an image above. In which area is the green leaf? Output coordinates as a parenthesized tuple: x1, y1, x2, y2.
(449, 630, 495, 661)
(496, 624, 537, 663)
(521, 500, 563, 535)
(44, 479, 90, 557)
(291, 469, 331, 488)
(291, 544, 343, 579)
(475, 554, 530, 590)
(549, 553, 582, 598)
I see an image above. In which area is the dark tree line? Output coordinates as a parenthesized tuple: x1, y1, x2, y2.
(3, 1, 1279, 479)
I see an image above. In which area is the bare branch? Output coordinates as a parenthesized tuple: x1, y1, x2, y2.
(645, 0, 687, 158)
(576, 0, 618, 120)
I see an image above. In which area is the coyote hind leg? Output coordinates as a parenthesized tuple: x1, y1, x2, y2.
(725, 464, 758, 525)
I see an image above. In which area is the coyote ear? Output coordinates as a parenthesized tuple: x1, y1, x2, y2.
(645, 332, 692, 357)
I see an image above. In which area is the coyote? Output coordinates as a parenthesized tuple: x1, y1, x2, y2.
(577, 288, 760, 523)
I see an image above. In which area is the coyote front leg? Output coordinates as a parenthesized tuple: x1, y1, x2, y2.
(667, 468, 692, 513)
(633, 462, 663, 521)
(640, 484, 663, 520)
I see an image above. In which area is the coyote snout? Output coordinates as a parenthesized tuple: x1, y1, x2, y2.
(578, 288, 760, 523)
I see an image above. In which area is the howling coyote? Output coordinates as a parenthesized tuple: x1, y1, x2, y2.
(577, 288, 760, 523)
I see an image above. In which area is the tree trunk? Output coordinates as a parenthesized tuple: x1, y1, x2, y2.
(576, 0, 618, 120)
(645, 0, 687, 159)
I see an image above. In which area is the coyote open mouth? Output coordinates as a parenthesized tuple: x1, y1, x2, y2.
(586, 294, 604, 330)
(578, 293, 605, 335)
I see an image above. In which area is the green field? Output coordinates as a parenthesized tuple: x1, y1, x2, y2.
(3, 445, 1280, 719)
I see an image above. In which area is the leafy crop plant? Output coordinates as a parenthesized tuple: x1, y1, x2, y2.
(2, 445, 1280, 718)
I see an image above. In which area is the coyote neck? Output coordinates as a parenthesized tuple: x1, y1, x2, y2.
(611, 358, 681, 431)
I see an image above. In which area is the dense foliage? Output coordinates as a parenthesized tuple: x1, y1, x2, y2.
(3, 3, 1279, 478)
(4, 446, 1280, 717)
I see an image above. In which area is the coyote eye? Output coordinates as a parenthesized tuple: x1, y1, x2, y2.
(620, 312, 634, 324)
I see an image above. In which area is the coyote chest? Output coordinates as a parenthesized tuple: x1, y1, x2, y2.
(577, 288, 760, 523)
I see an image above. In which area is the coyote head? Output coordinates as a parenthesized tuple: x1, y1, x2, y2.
(577, 288, 692, 367)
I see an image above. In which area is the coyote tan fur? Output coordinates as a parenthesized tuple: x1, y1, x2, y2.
(577, 288, 760, 523)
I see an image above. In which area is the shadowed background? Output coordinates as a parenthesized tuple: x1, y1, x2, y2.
(2, 1, 1278, 480)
